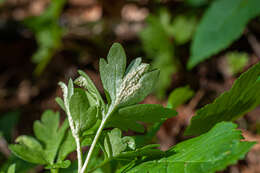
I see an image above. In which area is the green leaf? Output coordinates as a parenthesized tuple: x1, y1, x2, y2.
(9, 111, 72, 168)
(186, 0, 210, 6)
(57, 131, 76, 162)
(55, 97, 66, 111)
(119, 69, 160, 107)
(0, 111, 19, 142)
(139, 9, 177, 98)
(0, 155, 35, 173)
(167, 86, 194, 109)
(188, 0, 260, 69)
(99, 43, 160, 107)
(45, 160, 71, 169)
(125, 58, 142, 75)
(226, 51, 249, 75)
(9, 136, 47, 164)
(116, 144, 164, 160)
(124, 122, 254, 173)
(7, 164, 15, 173)
(33, 110, 69, 164)
(69, 88, 97, 134)
(99, 43, 126, 103)
(107, 104, 177, 132)
(185, 62, 260, 135)
(104, 128, 135, 158)
(75, 70, 104, 107)
(23, 0, 66, 75)
(170, 15, 197, 45)
(134, 122, 163, 148)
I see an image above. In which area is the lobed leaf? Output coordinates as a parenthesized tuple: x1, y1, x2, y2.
(99, 43, 126, 103)
(104, 128, 135, 158)
(107, 104, 177, 132)
(9, 136, 47, 164)
(185, 62, 260, 135)
(123, 122, 254, 173)
(33, 110, 69, 164)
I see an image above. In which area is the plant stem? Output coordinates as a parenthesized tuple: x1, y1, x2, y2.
(80, 119, 106, 173)
(80, 107, 115, 173)
(67, 112, 82, 172)
(50, 169, 59, 173)
(75, 134, 82, 171)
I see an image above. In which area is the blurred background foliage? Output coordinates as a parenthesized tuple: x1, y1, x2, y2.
(0, 0, 260, 172)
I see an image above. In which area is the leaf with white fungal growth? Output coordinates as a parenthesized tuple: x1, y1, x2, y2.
(74, 70, 104, 108)
(58, 79, 74, 110)
(118, 68, 159, 107)
(114, 63, 149, 105)
(100, 44, 160, 108)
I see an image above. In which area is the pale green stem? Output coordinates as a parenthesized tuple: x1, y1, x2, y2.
(80, 107, 115, 173)
(75, 134, 82, 172)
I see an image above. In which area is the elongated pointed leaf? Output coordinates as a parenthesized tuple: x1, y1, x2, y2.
(124, 122, 254, 173)
(185, 62, 260, 135)
(188, 0, 260, 69)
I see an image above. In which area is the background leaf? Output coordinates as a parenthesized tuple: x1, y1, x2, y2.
(167, 86, 194, 109)
(0, 111, 19, 142)
(226, 51, 249, 75)
(139, 9, 177, 99)
(188, 0, 260, 69)
(23, 0, 66, 75)
(185, 62, 260, 135)
(170, 15, 197, 45)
